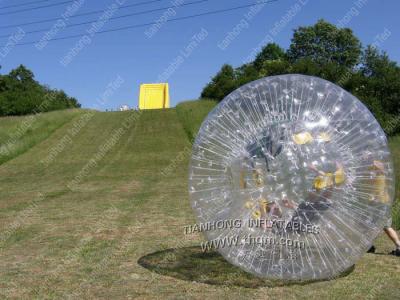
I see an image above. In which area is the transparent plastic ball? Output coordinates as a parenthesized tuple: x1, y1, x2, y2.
(188, 74, 394, 280)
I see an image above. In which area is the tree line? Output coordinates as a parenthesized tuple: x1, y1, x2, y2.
(201, 20, 400, 135)
(0, 65, 80, 116)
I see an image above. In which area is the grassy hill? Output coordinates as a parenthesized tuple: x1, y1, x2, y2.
(0, 109, 85, 165)
(0, 101, 399, 299)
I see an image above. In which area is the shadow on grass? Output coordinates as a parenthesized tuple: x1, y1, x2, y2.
(138, 246, 354, 288)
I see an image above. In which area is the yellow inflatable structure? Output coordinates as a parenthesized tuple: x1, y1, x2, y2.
(139, 83, 170, 110)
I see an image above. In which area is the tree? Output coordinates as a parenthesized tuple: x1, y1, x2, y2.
(9, 65, 35, 83)
(290, 58, 321, 77)
(201, 64, 237, 101)
(253, 43, 286, 71)
(258, 60, 290, 77)
(0, 65, 81, 116)
(361, 46, 399, 78)
(235, 64, 259, 86)
(201, 20, 400, 136)
(288, 19, 361, 69)
(0, 74, 5, 93)
(358, 46, 400, 115)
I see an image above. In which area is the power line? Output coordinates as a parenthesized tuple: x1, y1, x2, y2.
(13, 0, 279, 46)
(0, 0, 74, 16)
(0, 0, 58, 10)
(0, 0, 208, 39)
(0, 0, 168, 28)
(0, 0, 171, 16)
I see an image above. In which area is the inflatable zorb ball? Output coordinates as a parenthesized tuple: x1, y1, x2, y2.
(188, 74, 395, 280)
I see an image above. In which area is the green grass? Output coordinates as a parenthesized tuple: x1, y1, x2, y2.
(0, 109, 86, 165)
(0, 101, 399, 299)
(175, 99, 217, 142)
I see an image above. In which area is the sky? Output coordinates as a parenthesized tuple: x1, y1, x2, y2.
(0, 0, 398, 110)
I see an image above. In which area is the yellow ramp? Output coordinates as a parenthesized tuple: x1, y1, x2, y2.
(139, 83, 170, 110)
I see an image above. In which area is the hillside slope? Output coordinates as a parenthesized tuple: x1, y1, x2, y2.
(0, 102, 399, 299)
(0, 109, 85, 165)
